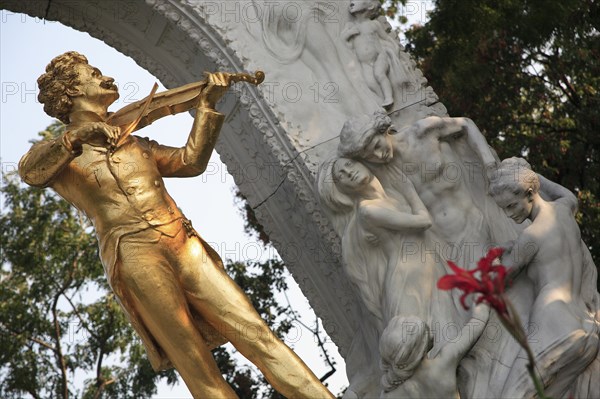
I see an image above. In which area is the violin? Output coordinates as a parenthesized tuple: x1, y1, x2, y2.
(106, 70, 265, 145)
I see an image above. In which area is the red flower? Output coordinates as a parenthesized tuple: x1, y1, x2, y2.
(437, 247, 508, 316)
(437, 248, 550, 398)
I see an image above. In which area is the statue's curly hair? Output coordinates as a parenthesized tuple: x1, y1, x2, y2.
(489, 157, 540, 197)
(37, 51, 89, 124)
(338, 110, 392, 159)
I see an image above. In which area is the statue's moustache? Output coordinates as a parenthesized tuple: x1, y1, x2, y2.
(100, 81, 118, 91)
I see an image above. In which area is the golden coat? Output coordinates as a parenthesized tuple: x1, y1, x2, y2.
(19, 109, 227, 370)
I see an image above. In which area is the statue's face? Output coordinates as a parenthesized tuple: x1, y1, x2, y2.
(333, 158, 372, 192)
(363, 132, 394, 164)
(71, 63, 119, 107)
(349, 0, 375, 15)
(492, 189, 533, 224)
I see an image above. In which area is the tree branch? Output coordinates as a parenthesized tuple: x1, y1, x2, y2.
(92, 349, 107, 399)
(513, 120, 578, 134)
(559, 73, 580, 107)
(50, 250, 82, 399)
(92, 378, 115, 399)
(0, 324, 57, 352)
(26, 387, 42, 399)
(51, 292, 69, 399)
(63, 293, 99, 341)
(92, 294, 119, 399)
(282, 292, 336, 383)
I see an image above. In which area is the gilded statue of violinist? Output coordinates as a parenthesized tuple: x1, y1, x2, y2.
(19, 51, 334, 399)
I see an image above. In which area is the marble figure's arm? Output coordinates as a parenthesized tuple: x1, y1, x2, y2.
(361, 203, 432, 232)
(374, 20, 396, 44)
(537, 173, 578, 214)
(444, 304, 490, 365)
(456, 118, 498, 170)
(341, 23, 360, 42)
(400, 174, 431, 219)
(502, 231, 538, 280)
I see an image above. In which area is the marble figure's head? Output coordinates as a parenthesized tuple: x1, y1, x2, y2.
(338, 110, 395, 164)
(317, 157, 375, 213)
(379, 315, 431, 391)
(348, 0, 381, 18)
(489, 157, 540, 224)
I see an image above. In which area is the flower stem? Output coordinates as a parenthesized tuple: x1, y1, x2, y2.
(526, 357, 549, 399)
(504, 299, 551, 399)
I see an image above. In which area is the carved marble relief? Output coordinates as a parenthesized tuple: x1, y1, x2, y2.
(317, 111, 600, 398)
(229, 0, 445, 165)
(341, 0, 413, 109)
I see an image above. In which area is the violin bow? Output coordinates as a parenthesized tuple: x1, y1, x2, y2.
(115, 82, 159, 147)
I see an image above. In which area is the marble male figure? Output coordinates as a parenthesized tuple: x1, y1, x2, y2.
(490, 157, 599, 398)
(19, 51, 334, 399)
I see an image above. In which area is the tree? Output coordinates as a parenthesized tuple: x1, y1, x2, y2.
(0, 123, 337, 398)
(398, 0, 599, 276)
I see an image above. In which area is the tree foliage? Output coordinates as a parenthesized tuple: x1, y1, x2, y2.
(401, 0, 599, 270)
(0, 124, 328, 398)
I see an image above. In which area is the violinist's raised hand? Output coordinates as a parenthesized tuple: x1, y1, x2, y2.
(198, 72, 232, 110)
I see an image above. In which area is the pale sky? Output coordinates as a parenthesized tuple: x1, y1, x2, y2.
(0, 10, 347, 398)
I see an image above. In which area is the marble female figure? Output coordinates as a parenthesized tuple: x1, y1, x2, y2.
(318, 156, 461, 328)
(318, 156, 462, 397)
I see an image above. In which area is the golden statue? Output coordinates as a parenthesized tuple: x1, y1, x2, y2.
(19, 51, 334, 399)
